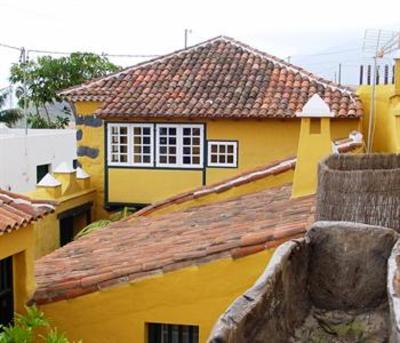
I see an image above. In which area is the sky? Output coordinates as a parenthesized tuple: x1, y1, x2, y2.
(0, 0, 399, 100)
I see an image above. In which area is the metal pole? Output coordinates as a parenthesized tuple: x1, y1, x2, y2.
(367, 56, 378, 153)
(184, 29, 188, 49)
(338, 63, 342, 85)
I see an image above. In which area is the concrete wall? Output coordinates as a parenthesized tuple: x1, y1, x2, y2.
(0, 127, 77, 193)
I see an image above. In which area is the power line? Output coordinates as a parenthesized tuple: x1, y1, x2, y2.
(0, 42, 22, 51)
(0, 42, 160, 59)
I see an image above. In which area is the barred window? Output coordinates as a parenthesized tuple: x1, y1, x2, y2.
(148, 323, 199, 343)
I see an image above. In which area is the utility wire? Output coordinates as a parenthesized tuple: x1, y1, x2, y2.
(0, 42, 22, 51)
(0, 42, 160, 59)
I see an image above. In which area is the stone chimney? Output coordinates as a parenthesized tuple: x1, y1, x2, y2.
(292, 94, 334, 198)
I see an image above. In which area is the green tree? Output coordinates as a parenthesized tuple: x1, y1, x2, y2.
(9, 53, 119, 128)
(0, 88, 22, 126)
(0, 305, 80, 343)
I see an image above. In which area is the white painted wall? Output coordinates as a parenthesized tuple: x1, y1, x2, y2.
(0, 126, 77, 193)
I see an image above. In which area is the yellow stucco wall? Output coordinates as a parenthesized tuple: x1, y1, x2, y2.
(357, 85, 399, 152)
(30, 190, 96, 259)
(108, 168, 203, 204)
(74, 99, 360, 216)
(74, 101, 107, 218)
(292, 117, 333, 197)
(39, 249, 274, 343)
(0, 225, 35, 315)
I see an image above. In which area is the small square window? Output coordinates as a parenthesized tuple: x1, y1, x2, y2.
(208, 141, 237, 168)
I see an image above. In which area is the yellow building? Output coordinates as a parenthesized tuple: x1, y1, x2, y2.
(0, 190, 54, 327)
(60, 36, 363, 219)
(26, 162, 97, 259)
(31, 101, 363, 343)
(357, 55, 400, 152)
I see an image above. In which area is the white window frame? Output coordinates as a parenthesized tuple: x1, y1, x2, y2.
(207, 141, 238, 168)
(107, 123, 154, 167)
(156, 124, 204, 168)
(131, 123, 154, 167)
(108, 123, 130, 166)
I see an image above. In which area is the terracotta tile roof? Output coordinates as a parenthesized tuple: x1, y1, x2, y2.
(33, 184, 315, 305)
(0, 189, 55, 235)
(135, 133, 363, 217)
(60, 36, 363, 119)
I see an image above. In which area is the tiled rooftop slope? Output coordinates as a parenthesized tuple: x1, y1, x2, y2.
(60, 36, 363, 120)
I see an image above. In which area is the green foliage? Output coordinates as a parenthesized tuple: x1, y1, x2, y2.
(9, 52, 119, 128)
(27, 114, 70, 129)
(75, 207, 134, 240)
(0, 306, 79, 343)
(74, 219, 112, 240)
(0, 88, 22, 126)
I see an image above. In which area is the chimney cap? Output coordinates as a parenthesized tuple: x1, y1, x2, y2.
(296, 94, 334, 118)
(37, 173, 61, 187)
(76, 167, 90, 179)
(54, 161, 74, 174)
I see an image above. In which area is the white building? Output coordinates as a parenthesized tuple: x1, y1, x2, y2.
(0, 124, 77, 193)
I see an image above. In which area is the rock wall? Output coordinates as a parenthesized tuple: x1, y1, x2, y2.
(208, 239, 310, 343)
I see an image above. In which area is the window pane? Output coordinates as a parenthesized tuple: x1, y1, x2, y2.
(131, 125, 153, 166)
(192, 128, 200, 135)
(158, 126, 178, 166)
(109, 125, 130, 164)
(208, 142, 236, 167)
(183, 128, 191, 135)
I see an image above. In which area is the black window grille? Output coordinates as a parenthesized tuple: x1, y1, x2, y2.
(148, 323, 199, 343)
